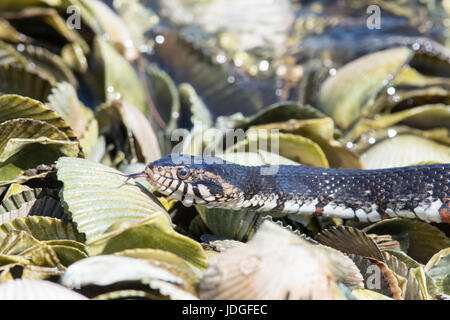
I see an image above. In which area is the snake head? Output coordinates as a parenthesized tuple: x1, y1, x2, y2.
(144, 154, 244, 207)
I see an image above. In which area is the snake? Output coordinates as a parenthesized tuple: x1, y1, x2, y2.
(136, 154, 450, 224)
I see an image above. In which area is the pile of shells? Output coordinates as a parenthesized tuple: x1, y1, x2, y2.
(0, 0, 447, 300)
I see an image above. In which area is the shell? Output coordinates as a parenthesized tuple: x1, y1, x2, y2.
(0, 279, 87, 300)
(0, 188, 65, 221)
(113, 247, 201, 281)
(363, 218, 450, 264)
(359, 134, 450, 169)
(60, 255, 198, 300)
(145, 65, 180, 133)
(95, 37, 147, 113)
(0, 216, 84, 243)
(0, 223, 87, 269)
(96, 98, 161, 164)
(199, 220, 361, 300)
(20, 44, 78, 86)
(345, 104, 450, 143)
(61, 255, 185, 288)
(0, 64, 53, 102)
(83, 0, 138, 61)
(250, 117, 362, 169)
(424, 247, 450, 296)
(317, 47, 413, 130)
(315, 226, 385, 262)
(230, 131, 329, 167)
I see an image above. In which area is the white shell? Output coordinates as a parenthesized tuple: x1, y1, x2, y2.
(61, 255, 184, 288)
(60, 255, 198, 299)
(199, 221, 362, 300)
(0, 279, 87, 300)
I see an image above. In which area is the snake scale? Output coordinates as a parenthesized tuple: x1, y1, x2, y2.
(138, 155, 450, 224)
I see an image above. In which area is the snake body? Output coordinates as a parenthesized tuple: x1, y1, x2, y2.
(143, 155, 450, 224)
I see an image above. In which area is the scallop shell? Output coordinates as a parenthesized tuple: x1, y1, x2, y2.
(317, 47, 413, 130)
(315, 226, 385, 262)
(424, 248, 450, 296)
(0, 188, 67, 224)
(145, 65, 181, 133)
(359, 134, 450, 169)
(362, 218, 450, 264)
(60, 255, 197, 299)
(0, 279, 87, 300)
(199, 220, 361, 300)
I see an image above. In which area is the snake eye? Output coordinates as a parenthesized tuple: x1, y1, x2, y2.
(177, 167, 190, 179)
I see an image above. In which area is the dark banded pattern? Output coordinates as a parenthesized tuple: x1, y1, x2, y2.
(143, 155, 450, 224)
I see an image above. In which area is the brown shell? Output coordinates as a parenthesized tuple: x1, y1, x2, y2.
(316, 225, 385, 262)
